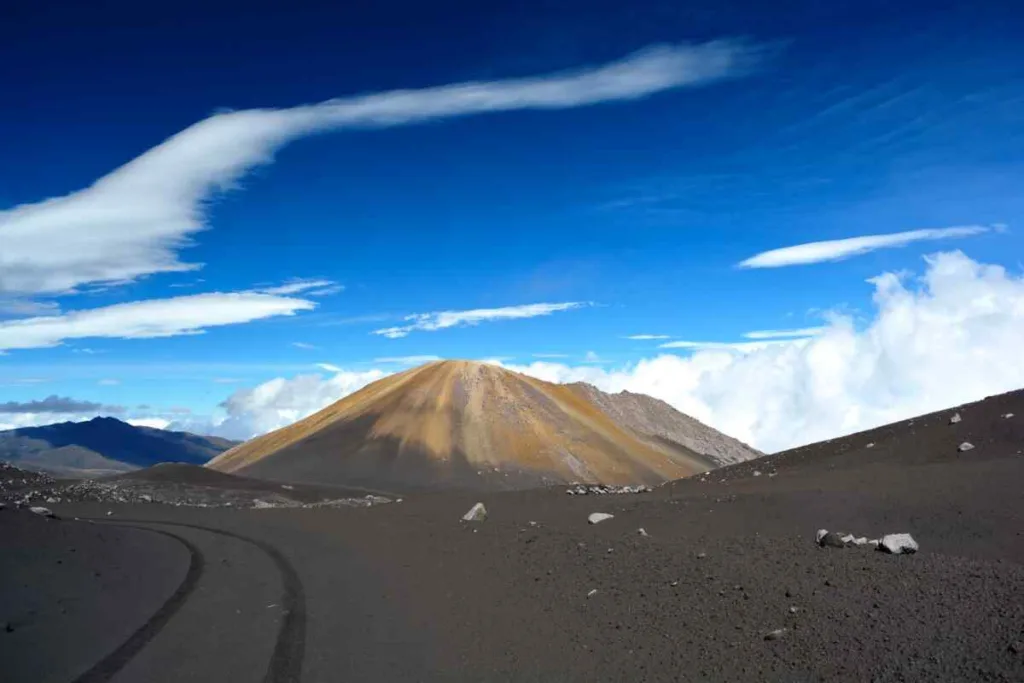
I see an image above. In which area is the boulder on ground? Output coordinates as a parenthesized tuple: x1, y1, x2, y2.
(958, 442, 975, 452)
(949, 412, 962, 424)
(879, 533, 918, 554)
(817, 530, 848, 548)
(462, 502, 487, 522)
(637, 528, 649, 537)
(29, 506, 56, 519)
(588, 512, 614, 525)
(764, 628, 788, 641)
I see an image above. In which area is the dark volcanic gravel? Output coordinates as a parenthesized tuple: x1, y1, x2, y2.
(3, 389, 1023, 682)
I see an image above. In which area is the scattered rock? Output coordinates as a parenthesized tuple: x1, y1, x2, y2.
(852, 537, 870, 546)
(957, 442, 975, 452)
(637, 528, 649, 537)
(1003, 413, 1014, 419)
(788, 606, 799, 614)
(949, 412, 962, 424)
(29, 506, 56, 519)
(879, 533, 919, 555)
(139, 494, 153, 503)
(106, 511, 113, 516)
(697, 552, 707, 559)
(818, 531, 847, 548)
(567, 484, 651, 496)
(752, 470, 762, 477)
(840, 534, 856, 545)
(528, 521, 539, 527)
(815, 529, 829, 544)
(865, 442, 875, 449)
(462, 502, 488, 522)
(764, 628, 788, 641)
(588, 512, 614, 525)
(586, 589, 598, 598)
(45, 497, 57, 504)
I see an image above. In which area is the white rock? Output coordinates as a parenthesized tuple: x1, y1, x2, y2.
(958, 442, 975, 452)
(852, 537, 870, 546)
(462, 502, 488, 522)
(588, 512, 614, 525)
(1003, 413, 1014, 419)
(106, 511, 113, 516)
(949, 412, 962, 424)
(45, 497, 57, 504)
(815, 529, 829, 544)
(753, 470, 762, 477)
(637, 528, 649, 537)
(29, 506, 55, 518)
(868, 539, 880, 548)
(865, 442, 875, 448)
(840, 534, 856, 545)
(139, 494, 153, 503)
(879, 533, 919, 554)
(586, 589, 598, 598)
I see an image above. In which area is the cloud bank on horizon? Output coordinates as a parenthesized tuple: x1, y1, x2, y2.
(169, 251, 1024, 453)
(0, 40, 757, 298)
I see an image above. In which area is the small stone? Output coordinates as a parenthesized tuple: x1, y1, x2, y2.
(528, 521, 538, 527)
(818, 531, 847, 548)
(949, 412, 962, 424)
(764, 628, 787, 641)
(865, 442, 875, 449)
(697, 552, 707, 559)
(1003, 413, 1014, 419)
(588, 512, 614, 525)
(586, 589, 598, 598)
(106, 511, 113, 516)
(851, 537, 870, 546)
(462, 502, 487, 522)
(670, 580, 679, 587)
(637, 528, 649, 537)
(958, 442, 975, 452)
(1008, 641, 1023, 655)
(815, 529, 829, 544)
(753, 470, 762, 477)
(788, 606, 799, 614)
(29, 506, 56, 519)
(879, 533, 919, 554)
(840, 534, 856, 545)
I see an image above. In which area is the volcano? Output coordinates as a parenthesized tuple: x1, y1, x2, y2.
(207, 360, 759, 490)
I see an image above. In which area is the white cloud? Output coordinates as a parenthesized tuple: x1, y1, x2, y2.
(315, 363, 343, 373)
(127, 417, 172, 430)
(259, 278, 342, 296)
(291, 342, 317, 350)
(374, 302, 587, 338)
(625, 334, 670, 340)
(742, 327, 827, 339)
(658, 339, 787, 352)
(1, 41, 756, 297)
(0, 291, 314, 351)
(97, 378, 121, 386)
(373, 355, 443, 365)
(738, 225, 992, 268)
(206, 368, 389, 439)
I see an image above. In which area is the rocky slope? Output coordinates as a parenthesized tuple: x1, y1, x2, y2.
(209, 360, 757, 490)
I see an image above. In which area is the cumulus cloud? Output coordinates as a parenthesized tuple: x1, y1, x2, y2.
(0, 291, 314, 351)
(742, 327, 826, 339)
(373, 302, 587, 338)
(1, 41, 756, 296)
(738, 225, 992, 268)
(207, 369, 389, 439)
(202, 252, 1024, 455)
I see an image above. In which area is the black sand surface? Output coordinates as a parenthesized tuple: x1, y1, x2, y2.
(3, 390, 1023, 682)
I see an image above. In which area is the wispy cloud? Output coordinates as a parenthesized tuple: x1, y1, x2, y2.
(258, 278, 343, 296)
(1, 41, 758, 297)
(373, 355, 443, 365)
(658, 339, 794, 352)
(373, 302, 588, 338)
(291, 341, 317, 350)
(97, 378, 121, 386)
(743, 326, 826, 339)
(0, 292, 314, 351)
(316, 363, 343, 373)
(0, 395, 124, 414)
(624, 334, 670, 340)
(738, 225, 993, 268)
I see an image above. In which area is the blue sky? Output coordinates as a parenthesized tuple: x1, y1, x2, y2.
(2, 0, 1024, 448)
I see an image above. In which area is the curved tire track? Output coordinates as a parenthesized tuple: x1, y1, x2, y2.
(75, 518, 305, 683)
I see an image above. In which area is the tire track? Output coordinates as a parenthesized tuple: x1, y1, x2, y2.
(77, 518, 306, 683)
(70, 527, 204, 683)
